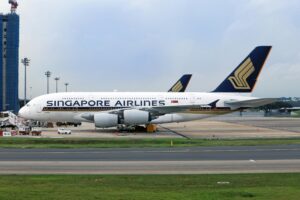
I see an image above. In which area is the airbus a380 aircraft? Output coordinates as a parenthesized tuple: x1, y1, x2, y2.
(19, 46, 275, 129)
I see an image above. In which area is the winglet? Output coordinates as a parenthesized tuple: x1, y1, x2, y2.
(213, 46, 272, 93)
(168, 74, 192, 92)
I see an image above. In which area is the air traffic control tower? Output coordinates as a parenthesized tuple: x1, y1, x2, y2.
(0, 1, 19, 113)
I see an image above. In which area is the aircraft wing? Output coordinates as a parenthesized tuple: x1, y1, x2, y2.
(285, 107, 300, 111)
(80, 104, 210, 121)
(224, 98, 278, 108)
(111, 104, 209, 115)
(139, 104, 208, 115)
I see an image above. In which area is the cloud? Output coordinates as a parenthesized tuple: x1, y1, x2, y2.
(1, 0, 299, 97)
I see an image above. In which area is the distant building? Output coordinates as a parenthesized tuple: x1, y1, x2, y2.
(0, 13, 19, 113)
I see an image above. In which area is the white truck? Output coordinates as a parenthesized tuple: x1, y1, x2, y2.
(58, 128, 72, 135)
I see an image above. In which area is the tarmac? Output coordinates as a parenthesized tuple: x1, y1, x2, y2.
(0, 145, 299, 174)
(35, 116, 300, 139)
(2, 115, 300, 174)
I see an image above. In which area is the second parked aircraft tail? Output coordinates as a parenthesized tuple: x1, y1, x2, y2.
(168, 74, 192, 92)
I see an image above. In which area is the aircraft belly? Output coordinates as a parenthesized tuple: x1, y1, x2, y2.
(183, 110, 233, 115)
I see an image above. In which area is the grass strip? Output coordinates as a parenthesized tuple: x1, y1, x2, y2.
(0, 137, 300, 148)
(0, 173, 299, 200)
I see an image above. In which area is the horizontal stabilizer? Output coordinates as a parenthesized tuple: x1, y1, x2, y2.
(224, 98, 278, 108)
(283, 107, 300, 111)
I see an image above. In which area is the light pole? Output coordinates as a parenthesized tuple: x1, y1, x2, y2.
(54, 77, 60, 93)
(45, 71, 51, 94)
(64, 83, 69, 92)
(21, 57, 30, 105)
(30, 86, 32, 99)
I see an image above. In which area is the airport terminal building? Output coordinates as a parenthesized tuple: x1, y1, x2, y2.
(0, 13, 19, 113)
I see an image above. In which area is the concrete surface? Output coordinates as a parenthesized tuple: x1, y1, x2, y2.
(0, 145, 299, 174)
(29, 117, 300, 139)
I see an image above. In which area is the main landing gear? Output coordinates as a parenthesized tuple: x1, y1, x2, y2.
(117, 124, 157, 133)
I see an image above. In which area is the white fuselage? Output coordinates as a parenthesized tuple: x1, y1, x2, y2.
(19, 92, 255, 126)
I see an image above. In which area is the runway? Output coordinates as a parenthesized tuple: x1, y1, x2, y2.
(0, 145, 300, 174)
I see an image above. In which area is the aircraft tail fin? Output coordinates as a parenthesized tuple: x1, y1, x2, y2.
(213, 46, 272, 93)
(168, 74, 192, 92)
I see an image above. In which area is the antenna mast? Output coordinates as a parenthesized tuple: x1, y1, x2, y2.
(8, 0, 18, 14)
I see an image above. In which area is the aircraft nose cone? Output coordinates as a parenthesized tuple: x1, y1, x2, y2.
(18, 106, 27, 118)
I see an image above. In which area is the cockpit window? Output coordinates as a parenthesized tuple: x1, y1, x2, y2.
(26, 104, 31, 107)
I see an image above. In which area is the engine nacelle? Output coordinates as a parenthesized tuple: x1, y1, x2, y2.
(123, 110, 152, 125)
(94, 113, 118, 128)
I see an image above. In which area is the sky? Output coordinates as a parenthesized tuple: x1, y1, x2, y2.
(1, 0, 300, 98)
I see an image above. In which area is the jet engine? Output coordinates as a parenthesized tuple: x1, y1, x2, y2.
(123, 110, 154, 125)
(94, 110, 156, 128)
(94, 113, 118, 128)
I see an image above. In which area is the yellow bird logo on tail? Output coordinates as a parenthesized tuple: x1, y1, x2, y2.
(228, 58, 255, 89)
(171, 81, 183, 92)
